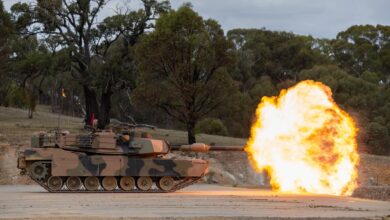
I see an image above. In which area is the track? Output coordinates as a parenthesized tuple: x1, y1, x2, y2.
(31, 174, 202, 193)
(28, 162, 203, 193)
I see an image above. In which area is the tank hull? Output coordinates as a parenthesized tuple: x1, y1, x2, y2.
(18, 147, 207, 192)
(17, 130, 243, 193)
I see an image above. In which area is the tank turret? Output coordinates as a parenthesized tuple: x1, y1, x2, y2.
(17, 128, 244, 193)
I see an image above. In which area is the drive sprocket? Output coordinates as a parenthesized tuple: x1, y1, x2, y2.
(29, 161, 49, 180)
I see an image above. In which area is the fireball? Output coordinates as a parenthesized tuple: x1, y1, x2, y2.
(246, 80, 359, 195)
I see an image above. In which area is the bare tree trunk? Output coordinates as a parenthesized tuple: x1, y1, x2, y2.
(28, 108, 33, 119)
(26, 86, 36, 119)
(97, 90, 112, 129)
(187, 120, 196, 144)
(71, 89, 74, 117)
(83, 85, 99, 126)
(50, 85, 55, 113)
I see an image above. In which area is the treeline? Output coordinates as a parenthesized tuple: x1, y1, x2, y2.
(0, 1, 389, 154)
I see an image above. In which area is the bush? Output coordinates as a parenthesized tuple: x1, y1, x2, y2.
(195, 118, 228, 136)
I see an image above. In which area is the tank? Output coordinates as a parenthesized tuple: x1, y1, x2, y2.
(17, 126, 244, 192)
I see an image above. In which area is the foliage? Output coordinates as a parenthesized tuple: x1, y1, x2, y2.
(134, 5, 235, 143)
(10, 0, 170, 128)
(1, 2, 389, 154)
(227, 28, 330, 85)
(195, 118, 228, 136)
(0, 0, 12, 55)
(332, 25, 390, 78)
(0, 0, 13, 105)
(213, 90, 253, 137)
(249, 76, 278, 101)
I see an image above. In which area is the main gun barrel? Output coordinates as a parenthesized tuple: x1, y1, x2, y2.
(170, 143, 245, 152)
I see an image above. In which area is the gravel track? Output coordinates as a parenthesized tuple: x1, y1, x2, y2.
(0, 184, 389, 219)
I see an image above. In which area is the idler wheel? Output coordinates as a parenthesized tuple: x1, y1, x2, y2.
(157, 176, 175, 191)
(136, 176, 153, 191)
(29, 161, 49, 180)
(47, 176, 63, 191)
(66, 176, 82, 191)
(84, 176, 100, 191)
(102, 176, 117, 191)
(119, 176, 135, 191)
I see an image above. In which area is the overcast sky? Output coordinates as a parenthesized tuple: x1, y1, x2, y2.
(3, 0, 389, 39)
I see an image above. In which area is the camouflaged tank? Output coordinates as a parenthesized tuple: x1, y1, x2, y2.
(17, 126, 244, 192)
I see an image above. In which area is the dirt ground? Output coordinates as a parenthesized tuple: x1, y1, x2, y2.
(0, 184, 389, 220)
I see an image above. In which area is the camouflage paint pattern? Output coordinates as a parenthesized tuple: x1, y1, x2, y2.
(17, 130, 243, 192)
(20, 147, 207, 177)
(57, 155, 207, 177)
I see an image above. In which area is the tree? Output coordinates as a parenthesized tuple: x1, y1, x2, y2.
(7, 35, 54, 118)
(11, 0, 169, 128)
(0, 0, 12, 64)
(332, 25, 390, 78)
(227, 28, 330, 84)
(134, 5, 235, 143)
(91, 0, 169, 128)
(0, 0, 13, 105)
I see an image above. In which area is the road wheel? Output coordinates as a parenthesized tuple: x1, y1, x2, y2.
(66, 176, 82, 191)
(157, 176, 175, 191)
(47, 176, 63, 191)
(29, 161, 49, 180)
(102, 176, 117, 191)
(119, 176, 135, 191)
(136, 176, 153, 191)
(84, 176, 100, 191)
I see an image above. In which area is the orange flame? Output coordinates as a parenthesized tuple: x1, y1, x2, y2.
(246, 80, 359, 195)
